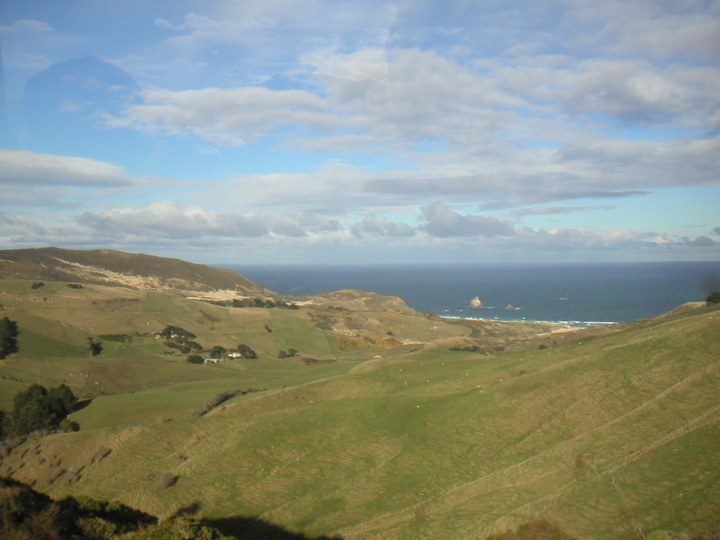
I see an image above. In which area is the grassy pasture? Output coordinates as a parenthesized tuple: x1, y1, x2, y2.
(3, 303, 715, 539)
(2, 276, 718, 539)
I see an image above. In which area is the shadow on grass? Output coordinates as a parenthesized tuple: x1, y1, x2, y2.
(206, 516, 342, 539)
(73, 398, 93, 412)
(173, 502, 342, 539)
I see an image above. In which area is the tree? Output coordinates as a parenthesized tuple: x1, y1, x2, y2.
(0, 317, 20, 359)
(210, 345, 226, 359)
(11, 384, 61, 435)
(88, 337, 103, 357)
(707, 291, 720, 305)
(159, 325, 196, 339)
(8, 383, 78, 436)
(48, 383, 78, 415)
(59, 418, 80, 432)
(237, 344, 257, 359)
(186, 354, 204, 364)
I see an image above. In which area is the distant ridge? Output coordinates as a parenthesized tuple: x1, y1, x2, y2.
(0, 247, 265, 296)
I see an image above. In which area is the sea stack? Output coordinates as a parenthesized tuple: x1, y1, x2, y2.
(470, 296, 482, 308)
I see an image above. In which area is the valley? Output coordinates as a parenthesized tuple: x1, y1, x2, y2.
(0, 249, 718, 539)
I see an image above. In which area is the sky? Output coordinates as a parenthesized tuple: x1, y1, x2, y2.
(0, 0, 719, 265)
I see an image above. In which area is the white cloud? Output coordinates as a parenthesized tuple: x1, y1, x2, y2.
(593, 1, 720, 63)
(682, 235, 716, 247)
(351, 214, 416, 238)
(2, 200, 716, 261)
(562, 60, 720, 126)
(156, 13, 276, 48)
(421, 202, 516, 238)
(77, 201, 344, 240)
(0, 149, 133, 187)
(502, 206, 614, 219)
(0, 19, 53, 35)
(109, 46, 523, 152)
(557, 138, 720, 188)
(111, 86, 331, 146)
(3, 1, 719, 263)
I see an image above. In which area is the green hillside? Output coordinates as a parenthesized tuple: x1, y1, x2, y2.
(0, 261, 718, 539)
(0, 247, 263, 294)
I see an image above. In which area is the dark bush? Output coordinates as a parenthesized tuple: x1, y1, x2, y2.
(6, 383, 79, 437)
(237, 344, 257, 359)
(189, 388, 264, 417)
(59, 419, 79, 432)
(160, 473, 179, 489)
(487, 520, 578, 540)
(90, 447, 111, 464)
(48, 383, 78, 415)
(450, 345, 483, 353)
(88, 338, 103, 357)
(158, 325, 196, 339)
(0, 317, 19, 360)
(707, 291, 720, 305)
(186, 355, 204, 364)
(98, 333, 133, 343)
(231, 298, 300, 310)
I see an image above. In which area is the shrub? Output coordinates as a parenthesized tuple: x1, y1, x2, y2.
(7, 383, 79, 436)
(90, 447, 111, 464)
(165, 339, 202, 354)
(186, 355, 204, 364)
(158, 325, 196, 339)
(88, 338, 103, 357)
(0, 317, 20, 359)
(487, 520, 579, 540)
(134, 516, 232, 539)
(76, 516, 117, 539)
(209, 345, 226, 358)
(706, 291, 720, 305)
(450, 345, 483, 353)
(59, 419, 79, 432)
(98, 333, 133, 343)
(160, 473, 179, 489)
(189, 388, 263, 417)
(237, 344, 257, 359)
(48, 383, 78, 415)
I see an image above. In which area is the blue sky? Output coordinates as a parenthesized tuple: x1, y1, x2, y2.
(0, 0, 719, 264)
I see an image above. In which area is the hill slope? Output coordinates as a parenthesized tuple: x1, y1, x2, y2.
(1, 297, 717, 538)
(0, 247, 264, 296)
(1, 249, 716, 538)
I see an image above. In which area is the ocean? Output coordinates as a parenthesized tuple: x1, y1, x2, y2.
(223, 261, 720, 327)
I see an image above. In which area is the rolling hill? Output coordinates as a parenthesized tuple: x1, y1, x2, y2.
(0, 248, 718, 539)
(0, 247, 264, 296)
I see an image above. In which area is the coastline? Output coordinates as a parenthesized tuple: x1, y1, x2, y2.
(225, 261, 717, 327)
(436, 313, 619, 328)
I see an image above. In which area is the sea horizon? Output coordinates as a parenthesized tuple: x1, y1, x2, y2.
(220, 260, 720, 328)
